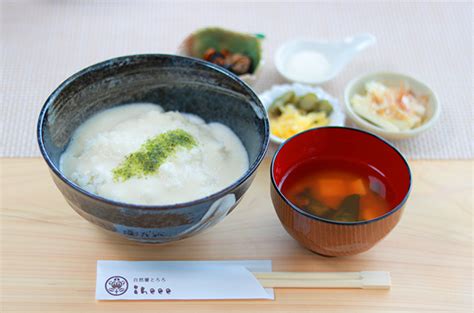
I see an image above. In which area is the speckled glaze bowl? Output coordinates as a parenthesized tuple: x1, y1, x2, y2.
(37, 54, 269, 243)
(271, 127, 411, 256)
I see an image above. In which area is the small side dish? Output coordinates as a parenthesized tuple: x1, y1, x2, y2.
(178, 27, 263, 82)
(260, 84, 345, 144)
(268, 91, 332, 140)
(351, 81, 427, 131)
(275, 34, 376, 84)
(344, 72, 440, 140)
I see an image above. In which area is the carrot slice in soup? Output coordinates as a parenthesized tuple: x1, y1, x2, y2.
(349, 178, 368, 195)
(360, 193, 390, 220)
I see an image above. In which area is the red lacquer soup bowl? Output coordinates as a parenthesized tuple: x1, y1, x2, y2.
(270, 127, 412, 256)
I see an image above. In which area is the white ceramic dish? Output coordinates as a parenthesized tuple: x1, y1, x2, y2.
(275, 34, 376, 84)
(344, 71, 440, 140)
(260, 83, 345, 145)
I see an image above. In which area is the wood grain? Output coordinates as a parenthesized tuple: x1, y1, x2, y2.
(0, 158, 472, 312)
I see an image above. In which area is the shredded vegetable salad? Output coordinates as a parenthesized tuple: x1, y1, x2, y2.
(351, 81, 427, 131)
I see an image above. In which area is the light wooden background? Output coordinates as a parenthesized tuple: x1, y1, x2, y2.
(1, 158, 472, 312)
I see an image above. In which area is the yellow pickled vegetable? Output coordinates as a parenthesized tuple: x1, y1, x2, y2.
(270, 104, 329, 140)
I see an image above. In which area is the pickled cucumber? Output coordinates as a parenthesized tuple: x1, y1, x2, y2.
(316, 99, 333, 115)
(297, 93, 319, 112)
(269, 91, 333, 118)
(269, 91, 296, 116)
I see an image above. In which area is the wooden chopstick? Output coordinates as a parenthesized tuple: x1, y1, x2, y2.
(253, 271, 391, 289)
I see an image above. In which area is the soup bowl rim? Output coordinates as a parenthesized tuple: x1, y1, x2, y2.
(37, 53, 270, 211)
(270, 126, 412, 226)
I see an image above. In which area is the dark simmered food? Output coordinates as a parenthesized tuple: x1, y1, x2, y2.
(202, 48, 252, 75)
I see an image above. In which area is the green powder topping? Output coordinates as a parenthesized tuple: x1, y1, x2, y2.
(112, 129, 197, 182)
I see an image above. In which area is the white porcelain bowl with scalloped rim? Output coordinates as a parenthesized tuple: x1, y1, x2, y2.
(259, 83, 345, 145)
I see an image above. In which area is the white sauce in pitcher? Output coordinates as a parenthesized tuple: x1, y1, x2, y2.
(60, 103, 249, 205)
(285, 50, 330, 83)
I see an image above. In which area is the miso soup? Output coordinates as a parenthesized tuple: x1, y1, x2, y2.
(280, 159, 395, 222)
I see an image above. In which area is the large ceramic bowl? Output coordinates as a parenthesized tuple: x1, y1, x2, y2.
(271, 127, 411, 256)
(37, 54, 269, 243)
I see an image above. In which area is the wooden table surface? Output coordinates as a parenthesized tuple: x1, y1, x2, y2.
(1, 158, 472, 312)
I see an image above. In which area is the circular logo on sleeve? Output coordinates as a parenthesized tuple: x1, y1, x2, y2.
(105, 276, 128, 296)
